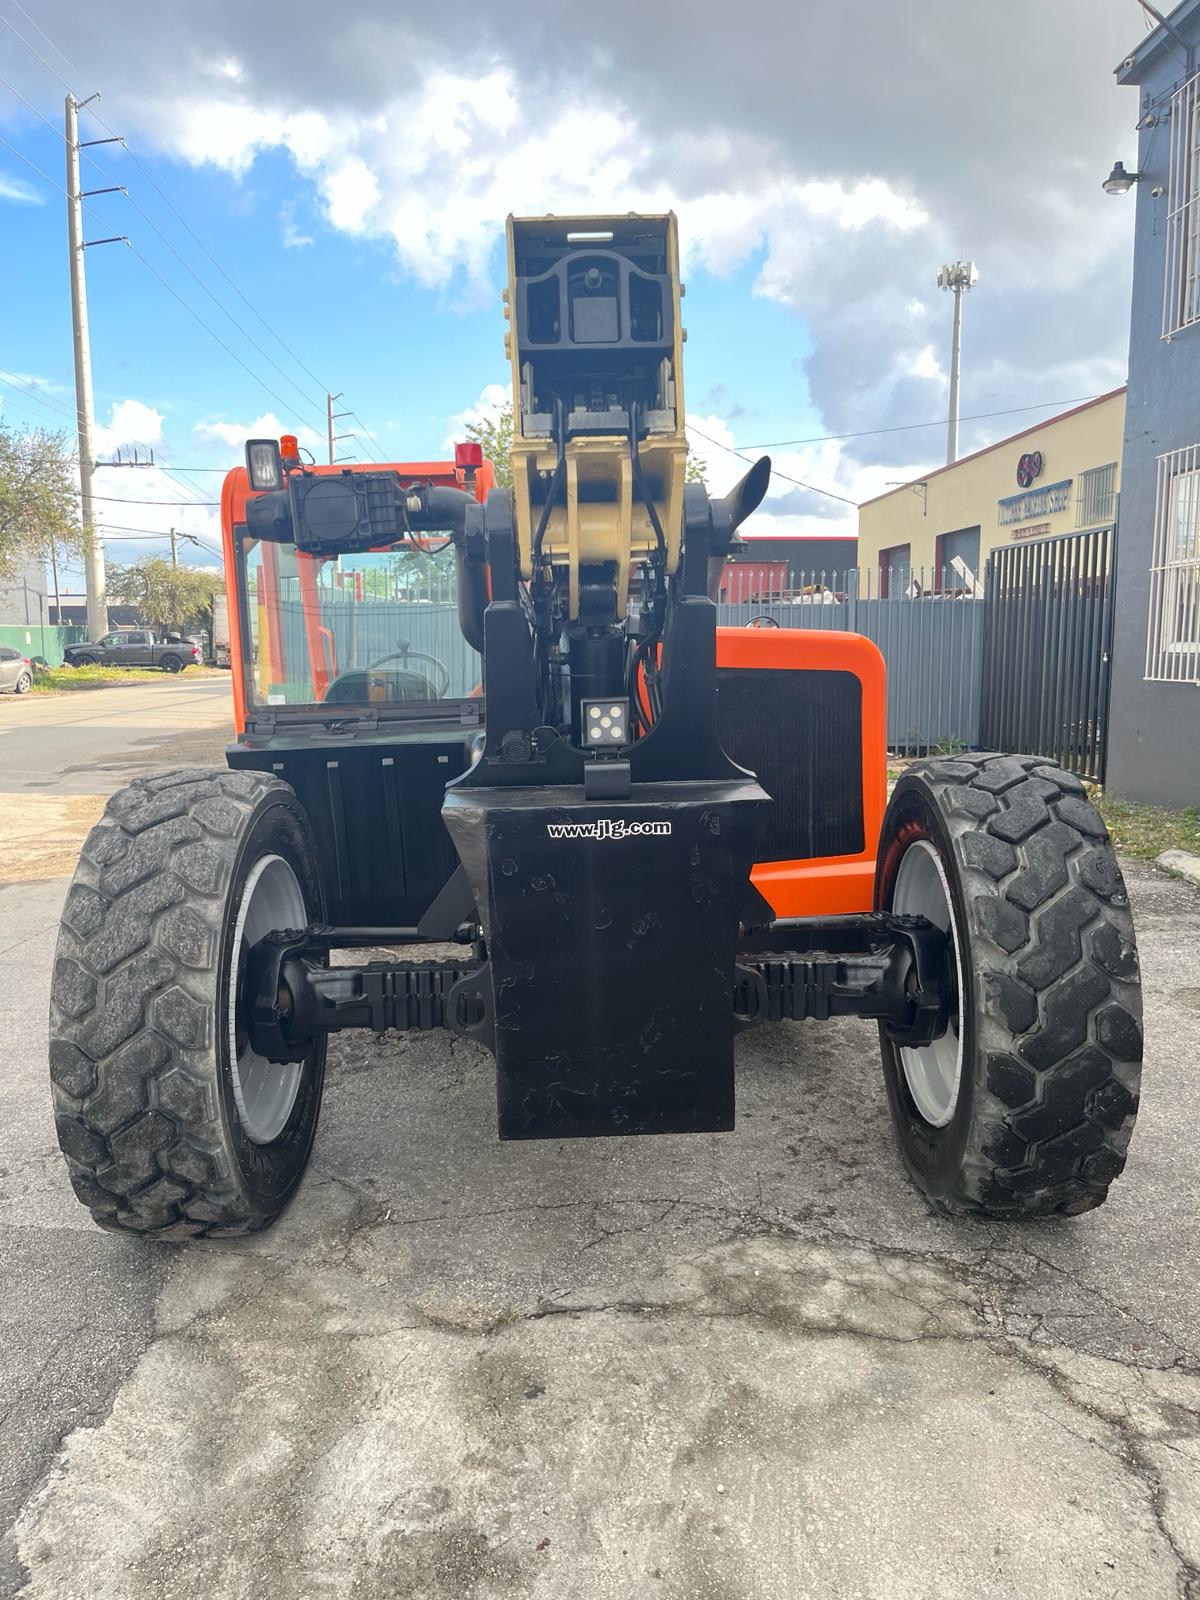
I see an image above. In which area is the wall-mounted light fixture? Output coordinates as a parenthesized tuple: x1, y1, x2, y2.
(1103, 161, 1141, 196)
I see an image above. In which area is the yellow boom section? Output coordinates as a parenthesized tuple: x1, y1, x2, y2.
(503, 213, 687, 618)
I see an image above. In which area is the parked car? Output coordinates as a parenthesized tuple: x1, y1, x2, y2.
(0, 646, 33, 693)
(62, 629, 203, 674)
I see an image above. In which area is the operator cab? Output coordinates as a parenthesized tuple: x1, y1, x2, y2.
(220, 447, 495, 932)
(224, 441, 492, 734)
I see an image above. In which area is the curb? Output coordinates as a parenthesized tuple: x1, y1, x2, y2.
(1156, 848, 1200, 889)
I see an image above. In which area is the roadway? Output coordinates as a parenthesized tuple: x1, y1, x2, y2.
(0, 676, 234, 795)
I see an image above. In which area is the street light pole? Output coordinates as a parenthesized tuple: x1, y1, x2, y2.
(937, 261, 978, 466)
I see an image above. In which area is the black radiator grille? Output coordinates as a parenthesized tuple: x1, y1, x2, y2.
(716, 668, 864, 861)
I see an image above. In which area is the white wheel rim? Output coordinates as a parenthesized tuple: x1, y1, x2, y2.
(228, 853, 308, 1144)
(891, 838, 964, 1128)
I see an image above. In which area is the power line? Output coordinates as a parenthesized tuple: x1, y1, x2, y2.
(7, 38, 492, 479)
(99, 129, 334, 400)
(685, 422, 858, 507)
(0, 57, 328, 433)
(347, 409, 386, 458)
(0, 6, 80, 93)
(94, 522, 222, 554)
(735, 393, 1112, 450)
(0, 128, 68, 195)
(0, 366, 78, 421)
(159, 466, 222, 505)
(90, 493, 220, 506)
(3, 6, 335, 402)
(0, 379, 77, 429)
(124, 241, 327, 424)
(4, 23, 370, 459)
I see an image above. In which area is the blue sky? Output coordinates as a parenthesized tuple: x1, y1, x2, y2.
(0, 0, 1145, 584)
(0, 125, 835, 579)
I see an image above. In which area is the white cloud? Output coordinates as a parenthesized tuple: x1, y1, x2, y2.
(280, 201, 313, 249)
(321, 155, 380, 233)
(442, 383, 509, 453)
(8, 0, 1140, 483)
(194, 411, 323, 457)
(0, 172, 44, 205)
(93, 399, 166, 457)
(908, 345, 943, 381)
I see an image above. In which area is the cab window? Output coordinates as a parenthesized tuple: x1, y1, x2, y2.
(236, 537, 479, 712)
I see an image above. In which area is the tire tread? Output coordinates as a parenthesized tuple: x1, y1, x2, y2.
(896, 753, 1142, 1218)
(49, 767, 301, 1237)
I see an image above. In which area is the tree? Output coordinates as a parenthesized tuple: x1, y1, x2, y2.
(685, 448, 708, 486)
(107, 556, 222, 633)
(0, 424, 80, 585)
(464, 402, 513, 488)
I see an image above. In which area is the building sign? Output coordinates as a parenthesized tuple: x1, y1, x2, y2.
(997, 479, 1072, 526)
(1016, 450, 1044, 488)
(1011, 521, 1051, 542)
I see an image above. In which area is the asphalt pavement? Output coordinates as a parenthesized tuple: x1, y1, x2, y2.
(0, 677, 234, 794)
(1, 881, 1199, 1595)
(1, 688, 1199, 1597)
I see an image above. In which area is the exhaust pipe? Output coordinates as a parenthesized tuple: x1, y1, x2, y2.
(722, 455, 771, 533)
(706, 455, 772, 599)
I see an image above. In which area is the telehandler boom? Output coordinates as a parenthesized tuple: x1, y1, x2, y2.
(48, 213, 1142, 1236)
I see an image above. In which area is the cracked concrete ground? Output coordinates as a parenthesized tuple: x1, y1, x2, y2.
(1, 859, 1199, 1599)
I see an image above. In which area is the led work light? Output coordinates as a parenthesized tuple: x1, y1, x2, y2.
(245, 439, 284, 492)
(581, 697, 629, 747)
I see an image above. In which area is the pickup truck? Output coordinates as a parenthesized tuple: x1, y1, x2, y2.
(62, 628, 203, 674)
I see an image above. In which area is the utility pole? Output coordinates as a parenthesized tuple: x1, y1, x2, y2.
(65, 93, 127, 638)
(66, 93, 105, 639)
(49, 541, 61, 627)
(936, 261, 978, 466)
(326, 392, 354, 464)
(169, 526, 177, 567)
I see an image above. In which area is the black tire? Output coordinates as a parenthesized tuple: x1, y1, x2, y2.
(70, 654, 97, 669)
(875, 753, 1142, 1218)
(14, 670, 31, 694)
(160, 654, 183, 674)
(49, 768, 327, 1239)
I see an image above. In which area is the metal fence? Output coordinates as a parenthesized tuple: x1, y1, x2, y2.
(0, 621, 88, 666)
(980, 525, 1116, 782)
(267, 571, 481, 700)
(717, 568, 985, 754)
(258, 565, 988, 754)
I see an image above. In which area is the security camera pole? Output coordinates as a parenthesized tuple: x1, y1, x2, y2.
(937, 260, 978, 466)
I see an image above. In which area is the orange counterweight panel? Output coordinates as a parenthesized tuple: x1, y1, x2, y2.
(715, 627, 887, 917)
(220, 458, 495, 735)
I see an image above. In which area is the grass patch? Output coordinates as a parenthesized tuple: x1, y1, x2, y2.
(29, 664, 220, 693)
(1089, 787, 1200, 860)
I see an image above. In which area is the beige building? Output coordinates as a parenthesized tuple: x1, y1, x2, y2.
(857, 387, 1126, 594)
